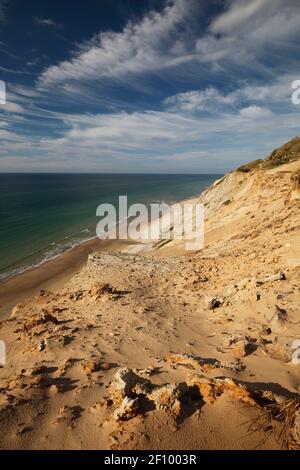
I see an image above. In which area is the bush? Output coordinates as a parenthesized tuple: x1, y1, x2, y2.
(237, 159, 262, 173)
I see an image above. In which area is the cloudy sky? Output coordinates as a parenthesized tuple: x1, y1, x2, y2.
(0, 0, 299, 173)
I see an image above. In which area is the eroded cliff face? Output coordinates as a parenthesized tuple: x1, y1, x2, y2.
(124, 138, 300, 257)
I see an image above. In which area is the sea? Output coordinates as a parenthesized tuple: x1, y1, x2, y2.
(0, 173, 220, 281)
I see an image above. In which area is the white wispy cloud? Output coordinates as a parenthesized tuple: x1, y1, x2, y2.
(164, 74, 299, 114)
(210, 0, 274, 34)
(34, 17, 59, 27)
(197, 0, 300, 72)
(1, 79, 298, 172)
(38, 0, 198, 87)
(0, 101, 24, 113)
(164, 87, 238, 113)
(239, 105, 272, 119)
(38, 0, 300, 91)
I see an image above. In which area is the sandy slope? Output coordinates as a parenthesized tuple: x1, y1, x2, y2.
(0, 142, 299, 450)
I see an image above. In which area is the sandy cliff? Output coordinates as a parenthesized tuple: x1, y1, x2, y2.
(0, 138, 299, 450)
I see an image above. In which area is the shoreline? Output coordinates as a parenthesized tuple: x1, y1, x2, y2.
(0, 237, 135, 319)
(0, 188, 210, 319)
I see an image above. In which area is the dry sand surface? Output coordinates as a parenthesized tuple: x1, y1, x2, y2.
(0, 139, 299, 450)
(0, 239, 134, 319)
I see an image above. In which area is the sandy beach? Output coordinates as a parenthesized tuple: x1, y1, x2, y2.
(0, 138, 299, 450)
(0, 239, 134, 319)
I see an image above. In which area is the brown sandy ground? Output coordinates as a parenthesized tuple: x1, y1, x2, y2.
(0, 240, 134, 318)
(0, 138, 299, 450)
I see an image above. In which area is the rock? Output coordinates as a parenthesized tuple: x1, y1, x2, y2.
(22, 310, 58, 332)
(148, 383, 185, 417)
(186, 374, 219, 404)
(70, 290, 84, 301)
(261, 326, 272, 336)
(164, 353, 200, 369)
(276, 290, 293, 300)
(223, 334, 243, 348)
(220, 360, 246, 373)
(49, 384, 59, 395)
(113, 397, 139, 421)
(38, 339, 47, 352)
(265, 340, 292, 363)
(135, 366, 157, 377)
(47, 305, 66, 315)
(223, 335, 254, 358)
(88, 282, 116, 300)
(99, 397, 113, 409)
(11, 303, 23, 319)
(291, 340, 300, 365)
(231, 340, 248, 359)
(109, 368, 151, 403)
(39, 289, 53, 297)
(55, 359, 72, 377)
(208, 297, 224, 310)
(82, 359, 103, 374)
(55, 405, 77, 423)
(186, 374, 256, 406)
(256, 272, 286, 285)
(132, 382, 150, 396)
(222, 378, 256, 406)
(270, 305, 288, 329)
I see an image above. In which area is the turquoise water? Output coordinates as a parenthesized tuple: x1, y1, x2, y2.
(0, 173, 219, 280)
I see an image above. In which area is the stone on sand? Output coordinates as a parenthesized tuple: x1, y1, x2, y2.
(109, 368, 150, 403)
(270, 305, 288, 329)
(148, 383, 185, 417)
(113, 397, 139, 421)
(22, 310, 58, 332)
(208, 297, 224, 310)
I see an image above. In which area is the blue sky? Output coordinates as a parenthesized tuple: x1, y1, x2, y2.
(0, 0, 300, 173)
